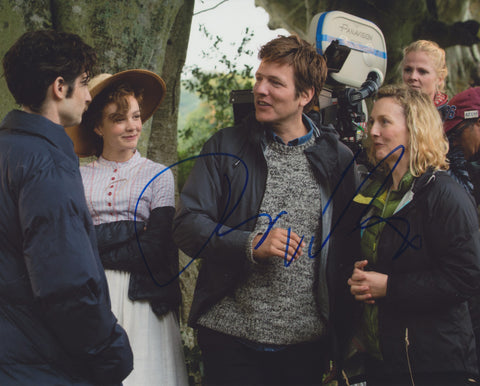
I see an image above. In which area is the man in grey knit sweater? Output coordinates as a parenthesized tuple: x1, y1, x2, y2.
(174, 35, 358, 385)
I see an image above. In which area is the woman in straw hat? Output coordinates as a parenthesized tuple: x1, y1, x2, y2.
(67, 70, 188, 385)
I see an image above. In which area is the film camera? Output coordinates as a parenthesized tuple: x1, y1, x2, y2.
(230, 10, 387, 151)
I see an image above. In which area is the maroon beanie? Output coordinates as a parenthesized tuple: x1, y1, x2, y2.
(444, 87, 480, 133)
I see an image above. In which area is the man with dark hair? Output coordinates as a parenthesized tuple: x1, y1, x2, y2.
(174, 35, 358, 385)
(0, 30, 133, 384)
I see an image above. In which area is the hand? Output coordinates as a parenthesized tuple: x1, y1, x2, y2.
(252, 228, 305, 263)
(348, 260, 388, 304)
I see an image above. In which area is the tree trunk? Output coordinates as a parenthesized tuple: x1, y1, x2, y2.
(0, 0, 192, 161)
(0, 0, 197, 377)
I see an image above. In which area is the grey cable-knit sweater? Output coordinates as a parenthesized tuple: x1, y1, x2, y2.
(197, 137, 326, 345)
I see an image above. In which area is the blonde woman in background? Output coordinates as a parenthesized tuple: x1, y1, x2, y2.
(401, 39, 449, 120)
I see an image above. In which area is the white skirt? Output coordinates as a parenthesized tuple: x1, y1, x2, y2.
(105, 270, 188, 386)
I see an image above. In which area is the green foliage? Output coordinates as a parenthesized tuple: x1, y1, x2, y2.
(178, 25, 255, 190)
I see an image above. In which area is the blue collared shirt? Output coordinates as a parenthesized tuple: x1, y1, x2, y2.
(269, 119, 315, 146)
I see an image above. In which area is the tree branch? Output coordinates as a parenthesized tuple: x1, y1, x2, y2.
(194, 0, 230, 16)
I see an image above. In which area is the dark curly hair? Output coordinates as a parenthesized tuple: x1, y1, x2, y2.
(2, 29, 97, 112)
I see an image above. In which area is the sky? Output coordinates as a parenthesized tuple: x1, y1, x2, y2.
(184, 0, 289, 74)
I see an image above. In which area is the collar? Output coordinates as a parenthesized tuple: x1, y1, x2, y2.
(0, 109, 77, 161)
(97, 150, 141, 168)
(354, 170, 414, 206)
(267, 114, 317, 146)
(434, 92, 448, 108)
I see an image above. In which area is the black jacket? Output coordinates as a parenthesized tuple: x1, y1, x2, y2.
(0, 110, 133, 385)
(94, 206, 181, 317)
(350, 169, 480, 379)
(173, 114, 359, 362)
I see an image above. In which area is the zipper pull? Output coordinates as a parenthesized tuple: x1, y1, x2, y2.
(405, 328, 415, 386)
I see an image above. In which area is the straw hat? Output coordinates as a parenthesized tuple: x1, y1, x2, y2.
(66, 69, 166, 157)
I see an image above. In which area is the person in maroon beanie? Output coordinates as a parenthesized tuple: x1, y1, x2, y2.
(444, 87, 480, 165)
(445, 87, 480, 377)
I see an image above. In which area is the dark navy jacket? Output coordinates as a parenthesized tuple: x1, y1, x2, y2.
(0, 110, 133, 385)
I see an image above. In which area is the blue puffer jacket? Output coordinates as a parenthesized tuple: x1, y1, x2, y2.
(0, 110, 133, 385)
